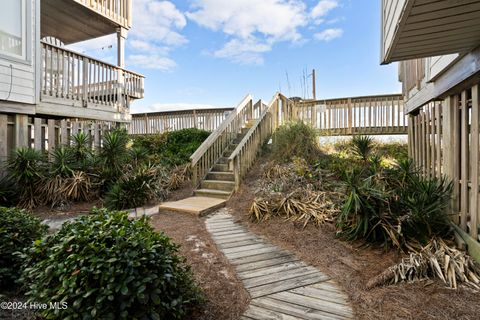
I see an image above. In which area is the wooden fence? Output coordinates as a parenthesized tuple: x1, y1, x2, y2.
(128, 108, 234, 135)
(295, 94, 406, 135)
(0, 113, 116, 164)
(408, 84, 480, 241)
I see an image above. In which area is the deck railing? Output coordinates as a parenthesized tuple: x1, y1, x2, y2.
(295, 94, 406, 135)
(74, 0, 132, 28)
(40, 41, 144, 111)
(129, 108, 234, 135)
(190, 95, 254, 187)
(228, 93, 291, 190)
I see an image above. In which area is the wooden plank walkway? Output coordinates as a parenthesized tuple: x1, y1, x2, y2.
(205, 212, 354, 320)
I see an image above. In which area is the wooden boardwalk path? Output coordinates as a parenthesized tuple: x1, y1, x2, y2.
(206, 212, 354, 320)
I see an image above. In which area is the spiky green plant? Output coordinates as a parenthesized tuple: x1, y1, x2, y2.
(50, 146, 75, 177)
(7, 148, 45, 209)
(70, 132, 92, 169)
(100, 129, 130, 185)
(352, 135, 374, 161)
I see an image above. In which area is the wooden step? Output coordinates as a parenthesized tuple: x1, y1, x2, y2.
(213, 163, 229, 172)
(207, 171, 235, 181)
(201, 180, 235, 192)
(195, 189, 232, 200)
(217, 157, 229, 164)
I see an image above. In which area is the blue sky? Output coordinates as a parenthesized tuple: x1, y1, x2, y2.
(70, 0, 401, 113)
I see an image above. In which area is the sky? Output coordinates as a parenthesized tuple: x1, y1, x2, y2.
(68, 0, 401, 113)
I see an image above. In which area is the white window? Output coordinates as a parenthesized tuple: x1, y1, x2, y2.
(0, 0, 27, 60)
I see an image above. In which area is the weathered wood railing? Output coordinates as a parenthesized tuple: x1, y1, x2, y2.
(40, 41, 144, 111)
(190, 95, 254, 187)
(74, 0, 132, 28)
(129, 108, 234, 135)
(228, 93, 291, 190)
(295, 94, 406, 135)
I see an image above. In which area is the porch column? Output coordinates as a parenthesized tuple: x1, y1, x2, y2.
(117, 27, 128, 68)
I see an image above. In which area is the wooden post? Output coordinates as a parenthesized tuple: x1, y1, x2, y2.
(0, 115, 8, 163)
(470, 85, 479, 239)
(116, 27, 127, 68)
(14, 114, 28, 149)
(460, 91, 469, 231)
(34, 118, 42, 151)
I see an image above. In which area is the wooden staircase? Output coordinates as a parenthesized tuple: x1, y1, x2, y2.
(160, 93, 292, 216)
(194, 121, 256, 199)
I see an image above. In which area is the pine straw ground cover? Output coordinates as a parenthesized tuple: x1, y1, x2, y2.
(228, 154, 480, 320)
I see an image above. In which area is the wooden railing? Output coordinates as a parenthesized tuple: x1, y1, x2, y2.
(74, 0, 132, 28)
(0, 30, 22, 56)
(295, 94, 406, 135)
(40, 41, 144, 111)
(228, 93, 291, 190)
(190, 95, 254, 187)
(129, 108, 234, 135)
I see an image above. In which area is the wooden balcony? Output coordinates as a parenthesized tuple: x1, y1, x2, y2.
(381, 0, 480, 64)
(42, 0, 132, 44)
(37, 41, 144, 122)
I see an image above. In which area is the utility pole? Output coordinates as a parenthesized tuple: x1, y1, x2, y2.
(312, 69, 316, 100)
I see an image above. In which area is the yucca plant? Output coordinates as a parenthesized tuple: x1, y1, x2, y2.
(70, 132, 93, 170)
(50, 146, 75, 177)
(352, 135, 374, 161)
(100, 129, 130, 185)
(7, 148, 45, 209)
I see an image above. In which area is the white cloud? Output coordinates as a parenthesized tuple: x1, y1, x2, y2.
(314, 28, 344, 41)
(127, 54, 177, 71)
(214, 38, 272, 65)
(311, 0, 339, 19)
(66, 1, 187, 71)
(187, 0, 307, 42)
(188, 0, 343, 65)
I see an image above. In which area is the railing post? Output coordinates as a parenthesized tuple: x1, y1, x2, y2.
(82, 57, 89, 107)
(347, 98, 353, 134)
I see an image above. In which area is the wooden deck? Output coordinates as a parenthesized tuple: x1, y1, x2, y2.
(206, 212, 354, 320)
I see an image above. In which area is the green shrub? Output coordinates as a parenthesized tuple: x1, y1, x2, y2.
(336, 160, 452, 250)
(351, 135, 375, 161)
(272, 121, 320, 164)
(7, 148, 45, 209)
(104, 164, 168, 210)
(133, 128, 210, 166)
(0, 176, 18, 207)
(100, 129, 130, 186)
(21, 209, 202, 320)
(0, 207, 47, 289)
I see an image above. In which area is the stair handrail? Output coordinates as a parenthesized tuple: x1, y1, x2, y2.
(228, 92, 293, 190)
(190, 94, 254, 187)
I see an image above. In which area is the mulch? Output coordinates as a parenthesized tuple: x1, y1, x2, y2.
(226, 159, 480, 320)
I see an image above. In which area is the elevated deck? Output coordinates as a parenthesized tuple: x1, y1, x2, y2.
(38, 41, 144, 122)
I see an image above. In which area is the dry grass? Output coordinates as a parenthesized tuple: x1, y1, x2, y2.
(228, 154, 480, 320)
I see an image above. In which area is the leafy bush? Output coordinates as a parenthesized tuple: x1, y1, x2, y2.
(7, 148, 45, 209)
(133, 128, 210, 166)
(21, 209, 202, 319)
(0, 176, 18, 207)
(104, 164, 168, 210)
(0, 207, 47, 289)
(336, 159, 452, 250)
(272, 121, 321, 164)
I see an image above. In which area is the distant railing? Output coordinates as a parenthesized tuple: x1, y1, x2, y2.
(129, 108, 234, 135)
(40, 41, 144, 111)
(190, 95, 254, 187)
(228, 93, 291, 190)
(74, 0, 132, 28)
(0, 30, 22, 56)
(295, 94, 406, 135)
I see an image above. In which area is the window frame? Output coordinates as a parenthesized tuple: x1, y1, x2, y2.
(0, 0, 30, 64)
